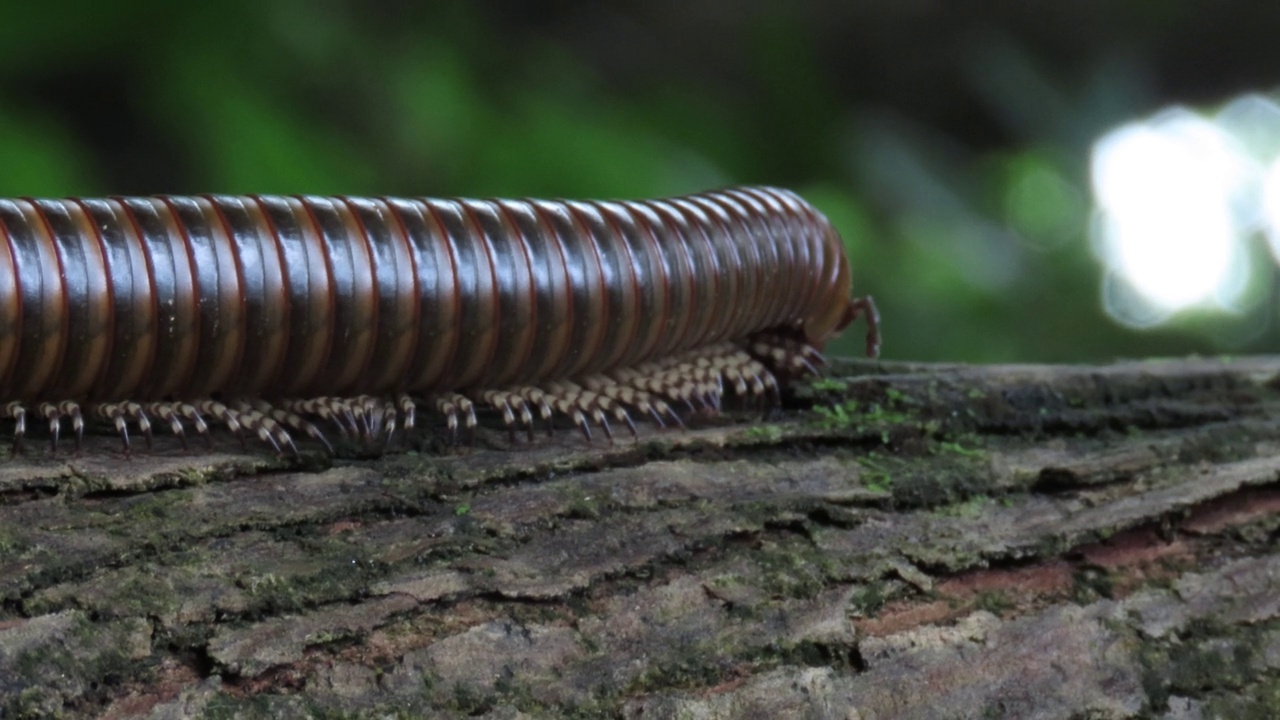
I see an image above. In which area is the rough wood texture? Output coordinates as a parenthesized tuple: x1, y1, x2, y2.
(3, 357, 1280, 719)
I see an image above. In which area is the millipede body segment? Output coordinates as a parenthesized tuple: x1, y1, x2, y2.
(0, 186, 878, 453)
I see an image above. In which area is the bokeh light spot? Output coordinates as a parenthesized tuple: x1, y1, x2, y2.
(1090, 108, 1255, 319)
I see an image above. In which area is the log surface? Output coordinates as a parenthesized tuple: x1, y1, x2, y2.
(3, 357, 1280, 719)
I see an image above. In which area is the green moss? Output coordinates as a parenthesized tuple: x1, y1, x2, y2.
(233, 549, 384, 615)
(973, 590, 1014, 616)
(450, 682, 496, 715)
(577, 630, 602, 655)
(752, 538, 834, 599)
(935, 440, 985, 458)
(813, 400, 860, 430)
(810, 378, 849, 393)
(849, 582, 889, 617)
(802, 416, 999, 512)
(856, 454, 895, 493)
(1171, 642, 1253, 693)
(708, 572, 742, 589)
(9, 686, 62, 719)
(0, 529, 26, 558)
(6, 616, 145, 718)
(203, 692, 257, 720)
(117, 491, 187, 526)
(742, 424, 785, 443)
(1200, 676, 1280, 719)
(811, 390, 911, 438)
(1139, 618, 1280, 712)
(26, 567, 183, 619)
(626, 638, 739, 697)
(563, 488, 603, 520)
(888, 454, 990, 509)
(935, 494, 991, 518)
(1071, 566, 1114, 603)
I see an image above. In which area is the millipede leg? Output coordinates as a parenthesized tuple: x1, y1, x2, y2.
(355, 395, 385, 441)
(750, 336, 823, 377)
(38, 403, 61, 452)
(147, 403, 190, 451)
(513, 395, 535, 442)
(30, 401, 83, 453)
(198, 400, 246, 448)
(515, 387, 556, 437)
(846, 295, 881, 359)
(433, 393, 477, 445)
(6, 402, 25, 454)
(592, 408, 613, 442)
(397, 394, 416, 435)
(168, 402, 213, 448)
(61, 401, 85, 452)
(285, 398, 353, 440)
(250, 400, 333, 454)
(95, 403, 133, 454)
(572, 409, 593, 443)
(582, 375, 674, 435)
(34, 401, 86, 453)
(111, 402, 155, 451)
(482, 390, 536, 442)
(381, 408, 399, 450)
(231, 401, 305, 457)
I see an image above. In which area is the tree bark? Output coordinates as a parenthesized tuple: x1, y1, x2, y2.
(2, 357, 1280, 719)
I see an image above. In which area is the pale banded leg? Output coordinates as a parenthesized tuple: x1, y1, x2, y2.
(580, 374, 684, 429)
(358, 395, 400, 448)
(38, 401, 84, 452)
(433, 393, 477, 444)
(284, 398, 357, 440)
(239, 400, 332, 454)
(225, 401, 298, 457)
(5, 402, 26, 453)
(542, 380, 639, 442)
(167, 402, 214, 449)
(613, 364, 709, 412)
(146, 403, 191, 450)
(750, 336, 825, 376)
(196, 400, 247, 448)
(349, 395, 379, 441)
(515, 387, 558, 437)
(710, 348, 781, 408)
(397, 394, 416, 435)
(95, 402, 154, 453)
(481, 389, 536, 442)
(147, 401, 219, 451)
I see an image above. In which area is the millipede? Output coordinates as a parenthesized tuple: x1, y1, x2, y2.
(0, 186, 879, 455)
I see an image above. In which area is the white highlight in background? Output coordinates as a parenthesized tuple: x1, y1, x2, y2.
(1260, 155, 1280, 262)
(1090, 108, 1253, 326)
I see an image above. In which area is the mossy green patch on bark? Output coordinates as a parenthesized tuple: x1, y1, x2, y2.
(1197, 676, 1280, 719)
(2, 612, 151, 717)
(1139, 618, 1280, 713)
(750, 535, 838, 600)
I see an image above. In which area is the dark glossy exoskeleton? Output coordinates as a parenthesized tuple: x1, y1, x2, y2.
(0, 186, 879, 453)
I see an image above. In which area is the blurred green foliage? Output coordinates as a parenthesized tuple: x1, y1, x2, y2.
(0, 1, 1271, 362)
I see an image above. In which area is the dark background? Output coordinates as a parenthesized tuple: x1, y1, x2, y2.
(1, 0, 1276, 362)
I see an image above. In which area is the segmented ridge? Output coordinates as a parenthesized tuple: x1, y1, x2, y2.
(2, 337, 817, 455)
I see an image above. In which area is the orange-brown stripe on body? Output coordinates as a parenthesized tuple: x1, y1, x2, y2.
(120, 197, 199, 400)
(0, 187, 875, 408)
(3, 200, 67, 399)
